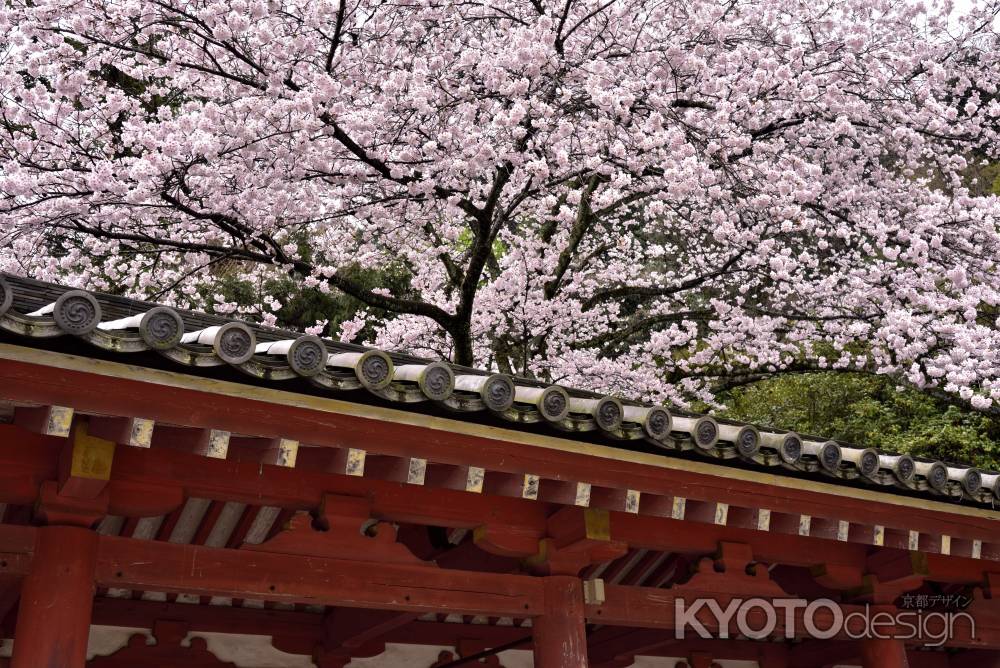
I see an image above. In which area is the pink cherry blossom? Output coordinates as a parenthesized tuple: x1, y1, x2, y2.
(1, 0, 999, 415)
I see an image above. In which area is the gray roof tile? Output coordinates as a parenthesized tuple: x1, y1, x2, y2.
(0, 272, 992, 506)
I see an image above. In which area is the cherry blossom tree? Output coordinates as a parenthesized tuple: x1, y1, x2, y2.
(2, 0, 1000, 412)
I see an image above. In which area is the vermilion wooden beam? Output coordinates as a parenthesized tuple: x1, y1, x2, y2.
(0, 430, 886, 572)
(0, 351, 995, 542)
(0, 429, 57, 506)
(0, 524, 34, 576)
(85, 598, 1000, 668)
(89, 597, 1000, 668)
(0, 524, 545, 620)
(0, 435, 866, 583)
(94, 536, 544, 617)
(96, 598, 977, 668)
(13, 404, 73, 437)
(1, 429, 998, 591)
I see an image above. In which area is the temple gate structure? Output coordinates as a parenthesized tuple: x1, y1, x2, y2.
(0, 273, 998, 667)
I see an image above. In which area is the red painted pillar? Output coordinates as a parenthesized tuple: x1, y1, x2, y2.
(533, 576, 588, 668)
(861, 637, 910, 668)
(12, 526, 97, 668)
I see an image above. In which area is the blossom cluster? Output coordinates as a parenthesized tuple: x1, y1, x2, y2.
(1, 0, 999, 412)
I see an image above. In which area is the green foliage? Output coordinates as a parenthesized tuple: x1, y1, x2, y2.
(455, 228, 508, 264)
(718, 373, 1000, 470)
(963, 159, 1000, 197)
(200, 261, 414, 341)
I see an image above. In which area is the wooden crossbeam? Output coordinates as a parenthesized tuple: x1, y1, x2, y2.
(0, 524, 544, 617)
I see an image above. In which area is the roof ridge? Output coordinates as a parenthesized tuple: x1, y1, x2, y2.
(0, 271, 992, 506)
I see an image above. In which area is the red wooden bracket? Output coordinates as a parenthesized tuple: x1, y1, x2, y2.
(243, 496, 431, 567)
(35, 479, 108, 527)
(525, 536, 628, 576)
(847, 550, 930, 603)
(867, 549, 929, 584)
(522, 507, 628, 575)
(672, 542, 787, 597)
(473, 523, 541, 558)
(88, 620, 236, 667)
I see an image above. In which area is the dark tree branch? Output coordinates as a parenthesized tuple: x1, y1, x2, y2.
(66, 221, 456, 328)
(583, 251, 745, 310)
(544, 174, 600, 299)
(324, 1, 347, 74)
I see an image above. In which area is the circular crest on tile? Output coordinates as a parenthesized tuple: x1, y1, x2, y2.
(643, 407, 672, 441)
(858, 449, 881, 479)
(54, 290, 102, 335)
(539, 386, 570, 422)
(894, 455, 916, 483)
(926, 462, 949, 492)
(0, 276, 12, 316)
(594, 397, 624, 431)
(692, 416, 719, 450)
(288, 335, 327, 377)
(357, 350, 394, 390)
(961, 468, 982, 496)
(213, 322, 256, 365)
(481, 373, 515, 412)
(819, 441, 842, 472)
(736, 426, 761, 458)
(139, 307, 184, 350)
(780, 433, 803, 464)
(419, 362, 455, 401)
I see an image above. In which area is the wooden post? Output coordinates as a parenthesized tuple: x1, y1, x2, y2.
(861, 637, 910, 668)
(533, 576, 588, 668)
(12, 526, 97, 668)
